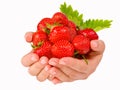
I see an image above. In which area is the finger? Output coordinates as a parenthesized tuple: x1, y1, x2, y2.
(59, 57, 101, 78)
(36, 65, 51, 82)
(48, 58, 59, 66)
(21, 52, 39, 67)
(86, 40, 105, 70)
(49, 58, 85, 79)
(49, 67, 71, 82)
(89, 40, 105, 56)
(24, 32, 33, 42)
(48, 75, 62, 84)
(59, 57, 89, 73)
(28, 56, 48, 76)
(51, 78, 63, 84)
(48, 75, 55, 81)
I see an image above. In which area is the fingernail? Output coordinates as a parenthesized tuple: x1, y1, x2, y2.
(49, 58, 59, 66)
(91, 41, 98, 48)
(49, 75, 54, 79)
(52, 71, 56, 75)
(40, 56, 48, 64)
(40, 59, 47, 64)
(50, 69, 56, 75)
(25, 32, 33, 42)
(30, 54, 38, 61)
(59, 60, 66, 65)
(52, 79, 61, 85)
(52, 79, 58, 85)
(49, 61, 56, 66)
(44, 66, 49, 71)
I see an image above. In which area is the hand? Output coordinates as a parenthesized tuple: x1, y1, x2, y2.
(21, 32, 105, 84)
(21, 32, 51, 82)
(48, 40, 105, 84)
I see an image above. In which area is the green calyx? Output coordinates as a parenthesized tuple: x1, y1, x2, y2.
(31, 41, 44, 49)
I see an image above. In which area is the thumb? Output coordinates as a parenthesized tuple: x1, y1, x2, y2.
(89, 40, 105, 56)
(24, 32, 33, 43)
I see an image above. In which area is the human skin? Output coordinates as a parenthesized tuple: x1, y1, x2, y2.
(21, 32, 105, 84)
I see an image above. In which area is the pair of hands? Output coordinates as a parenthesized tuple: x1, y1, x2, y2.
(21, 32, 105, 84)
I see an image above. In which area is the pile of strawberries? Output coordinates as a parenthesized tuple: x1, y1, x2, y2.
(31, 12, 98, 59)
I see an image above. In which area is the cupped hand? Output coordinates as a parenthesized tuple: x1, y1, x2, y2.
(48, 40, 105, 84)
(21, 32, 105, 84)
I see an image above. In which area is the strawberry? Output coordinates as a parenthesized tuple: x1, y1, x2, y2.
(25, 2, 112, 65)
(52, 12, 68, 26)
(32, 31, 48, 46)
(77, 28, 99, 40)
(67, 20, 77, 41)
(51, 40, 74, 58)
(37, 18, 53, 33)
(68, 20, 76, 30)
(72, 34, 90, 54)
(49, 26, 71, 43)
(33, 41, 52, 58)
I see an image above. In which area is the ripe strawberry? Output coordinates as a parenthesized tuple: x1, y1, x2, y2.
(72, 34, 90, 54)
(68, 20, 76, 30)
(51, 40, 74, 58)
(52, 12, 68, 26)
(37, 18, 53, 33)
(33, 41, 52, 58)
(32, 31, 48, 46)
(49, 26, 71, 43)
(77, 28, 99, 40)
(68, 20, 77, 41)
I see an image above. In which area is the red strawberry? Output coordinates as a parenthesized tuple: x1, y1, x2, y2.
(68, 20, 77, 41)
(77, 28, 99, 40)
(52, 12, 68, 26)
(33, 41, 52, 58)
(72, 34, 90, 54)
(51, 40, 74, 58)
(32, 31, 48, 46)
(37, 18, 53, 33)
(49, 26, 71, 43)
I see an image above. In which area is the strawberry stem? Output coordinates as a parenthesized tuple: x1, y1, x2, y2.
(74, 51, 79, 56)
(81, 55, 88, 65)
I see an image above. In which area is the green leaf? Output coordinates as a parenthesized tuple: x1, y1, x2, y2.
(82, 19, 112, 32)
(60, 2, 112, 32)
(60, 2, 83, 28)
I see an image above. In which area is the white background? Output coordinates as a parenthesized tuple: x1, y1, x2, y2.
(0, 0, 120, 90)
